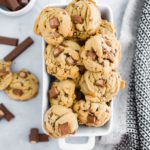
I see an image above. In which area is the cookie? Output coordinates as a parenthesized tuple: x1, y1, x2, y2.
(73, 100, 111, 127)
(45, 40, 81, 80)
(44, 105, 78, 138)
(0, 61, 13, 90)
(66, 0, 101, 40)
(96, 19, 116, 36)
(49, 80, 76, 108)
(5, 70, 39, 101)
(80, 34, 121, 72)
(79, 70, 125, 102)
(34, 7, 73, 45)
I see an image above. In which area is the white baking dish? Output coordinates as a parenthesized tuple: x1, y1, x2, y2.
(42, 3, 113, 150)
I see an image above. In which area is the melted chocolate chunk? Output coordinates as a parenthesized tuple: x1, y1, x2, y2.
(87, 115, 96, 124)
(49, 87, 59, 98)
(0, 70, 8, 77)
(72, 15, 83, 24)
(53, 47, 63, 57)
(59, 122, 71, 136)
(49, 17, 60, 29)
(86, 50, 97, 61)
(13, 89, 23, 96)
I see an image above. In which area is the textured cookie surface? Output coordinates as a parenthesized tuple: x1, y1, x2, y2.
(96, 19, 116, 36)
(79, 70, 125, 102)
(0, 61, 13, 90)
(73, 100, 111, 127)
(5, 70, 39, 101)
(34, 7, 73, 45)
(45, 40, 81, 80)
(80, 34, 121, 72)
(44, 105, 78, 138)
(49, 80, 76, 108)
(66, 0, 101, 40)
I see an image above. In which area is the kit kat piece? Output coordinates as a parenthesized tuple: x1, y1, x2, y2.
(6, 0, 21, 11)
(39, 134, 49, 142)
(0, 36, 19, 46)
(0, 0, 6, 5)
(0, 103, 15, 121)
(4, 37, 34, 61)
(29, 128, 39, 144)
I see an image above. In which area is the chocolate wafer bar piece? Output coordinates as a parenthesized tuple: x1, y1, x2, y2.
(0, 103, 15, 121)
(6, 0, 21, 11)
(29, 128, 49, 144)
(0, 36, 19, 46)
(29, 128, 39, 144)
(4, 37, 34, 61)
(39, 134, 49, 142)
(0, 0, 6, 5)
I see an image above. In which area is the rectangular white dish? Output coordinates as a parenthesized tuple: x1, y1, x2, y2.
(41, 3, 113, 138)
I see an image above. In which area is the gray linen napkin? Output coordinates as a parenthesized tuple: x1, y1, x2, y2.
(96, 0, 150, 149)
(115, 0, 150, 149)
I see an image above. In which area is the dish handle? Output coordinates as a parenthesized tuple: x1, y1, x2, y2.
(58, 136, 95, 150)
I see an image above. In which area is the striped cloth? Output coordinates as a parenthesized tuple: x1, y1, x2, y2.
(116, 0, 150, 149)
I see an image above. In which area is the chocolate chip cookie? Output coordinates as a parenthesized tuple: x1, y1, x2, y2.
(44, 105, 78, 138)
(66, 0, 101, 40)
(34, 7, 73, 45)
(45, 40, 81, 80)
(5, 70, 39, 101)
(49, 80, 76, 108)
(0, 61, 13, 90)
(73, 100, 111, 127)
(80, 34, 121, 72)
(79, 70, 125, 102)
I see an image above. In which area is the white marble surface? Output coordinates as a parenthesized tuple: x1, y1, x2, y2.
(0, 0, 128, 150)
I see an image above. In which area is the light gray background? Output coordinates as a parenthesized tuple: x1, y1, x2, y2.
(0, 0, 128, 149)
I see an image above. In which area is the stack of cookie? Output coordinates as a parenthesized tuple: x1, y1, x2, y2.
(0, 60, 39, 101)
(34, 0, 125, 138)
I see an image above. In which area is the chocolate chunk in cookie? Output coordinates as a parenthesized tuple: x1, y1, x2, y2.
(49, 87, 59, 98)
(13, 89, 23, 96)
(106, 53, 114, 63)
(87, 115, 96, 124)
(53, 48, 63, 57)
(86, 50, 97, 61)
(0, 69, 8, 77)
(78, 66, 86, 74)
(59, 122, 71, 136)
(66, 57, 76, 65)
(72, 15, 83, 24)
(50, 17, 60, 29)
